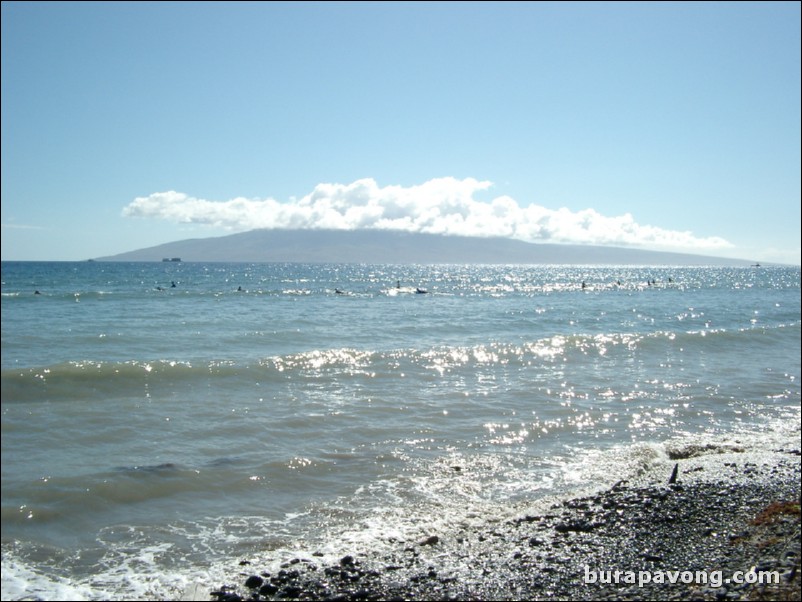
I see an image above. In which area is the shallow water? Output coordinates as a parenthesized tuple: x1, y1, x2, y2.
(2, 261, 800, 600)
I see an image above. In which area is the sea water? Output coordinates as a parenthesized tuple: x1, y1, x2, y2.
(1, 261, 800, 600)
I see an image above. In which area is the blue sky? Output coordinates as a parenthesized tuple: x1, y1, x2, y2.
(2, 1, 800, 264)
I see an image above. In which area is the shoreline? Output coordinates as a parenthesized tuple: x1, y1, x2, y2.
(201, 444, 801, 602)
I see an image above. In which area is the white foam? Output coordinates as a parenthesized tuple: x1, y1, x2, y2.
(558, 408, 801, 494)
(1, 555, 101, 601)
(4, 411, 798, 601)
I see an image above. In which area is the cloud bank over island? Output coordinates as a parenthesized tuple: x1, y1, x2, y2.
(122, 177, 733, 252)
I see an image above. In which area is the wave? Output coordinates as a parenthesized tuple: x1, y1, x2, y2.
(3, 323, 797, 404)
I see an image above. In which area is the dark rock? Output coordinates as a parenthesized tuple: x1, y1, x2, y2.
(279, 585, 303, 598)
(668, 463, 679, 484)
(554, 520, 597, 533)
(243, 575, 263, 589)
(259, 583, 279, 596)
(212, 593, 243, 602)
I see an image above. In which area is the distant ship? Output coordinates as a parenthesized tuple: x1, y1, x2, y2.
(162, 257, 182, 262)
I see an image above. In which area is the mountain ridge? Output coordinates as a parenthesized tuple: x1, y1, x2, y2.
(94, 229, 759, 266)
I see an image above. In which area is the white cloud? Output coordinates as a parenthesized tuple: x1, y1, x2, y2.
(122, 177, 733, 251)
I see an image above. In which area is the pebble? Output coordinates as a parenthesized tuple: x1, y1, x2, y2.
(210, 455, 800, 601)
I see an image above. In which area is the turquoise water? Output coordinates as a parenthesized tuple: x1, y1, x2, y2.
(2, 261, 800, 600)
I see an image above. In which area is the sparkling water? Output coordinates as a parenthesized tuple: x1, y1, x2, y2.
(2, 261, 799, 600)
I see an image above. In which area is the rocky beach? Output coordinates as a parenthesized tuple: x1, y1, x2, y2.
(4, 264, 798, 601)
(199, 443, 801, 602)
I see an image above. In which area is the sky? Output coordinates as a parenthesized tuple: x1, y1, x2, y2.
(2, 1, 800, 265)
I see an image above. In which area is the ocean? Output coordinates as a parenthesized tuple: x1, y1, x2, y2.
(1, 261, 800, 600)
